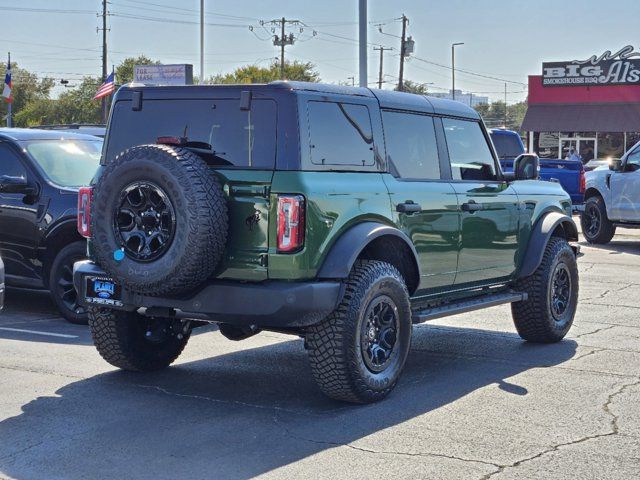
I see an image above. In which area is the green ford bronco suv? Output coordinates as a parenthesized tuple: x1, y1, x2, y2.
(73, 82, 579, 403)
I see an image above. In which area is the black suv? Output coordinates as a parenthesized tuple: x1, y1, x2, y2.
(0, 128, 102, 323)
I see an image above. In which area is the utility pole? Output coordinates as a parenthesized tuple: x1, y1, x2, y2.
(358, 0, 367, 87)
(200, 0, 204, 84)
(398, 14, 408, 91)
(451, 42, 464, 101)
(265, 18, 298, 79)
(99, 0, 108, 122)
(374, 46, 392, 89)
(504, 82, 508, 128)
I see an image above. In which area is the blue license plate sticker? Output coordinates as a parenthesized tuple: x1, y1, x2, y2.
(93, 279, 116, 299)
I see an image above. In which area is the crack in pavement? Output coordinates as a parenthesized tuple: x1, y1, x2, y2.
(272, 415, 501, 470)
(0, 440, 44, 463)
(582, 301, 640, 310)
(479, 378, 640, 480)
(132, 383, 350, 417)
(572, 325, 616, 339)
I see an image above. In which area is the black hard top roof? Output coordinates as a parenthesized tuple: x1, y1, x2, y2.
(116, 81, 480, 120)
(0, 128, 102, 142)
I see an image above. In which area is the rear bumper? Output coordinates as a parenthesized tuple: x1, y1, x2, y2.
(73, 261, 342, 328)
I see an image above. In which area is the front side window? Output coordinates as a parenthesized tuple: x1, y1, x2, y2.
(307, 101, 374, 167)
(626, 147, 640, 170)
(382, 110, 440, 179)
(443, 118, 497, 181)
(23, 140, 102, 187)
(0, 143, 27, 179)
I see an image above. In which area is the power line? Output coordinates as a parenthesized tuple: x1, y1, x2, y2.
(411, 55, 527, 86)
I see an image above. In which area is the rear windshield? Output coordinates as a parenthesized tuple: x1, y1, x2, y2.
(490, 132, 524, 159)
(104, 98, 277, 168)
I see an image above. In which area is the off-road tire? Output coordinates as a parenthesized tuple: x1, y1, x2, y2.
(88, 307, 190, 371)
(91, 144, 228, 296)
(48, 241, 88, 325)
(581, 195, 615, 244)
(511, 237, 579, 343)
(306, 260, 412, 404)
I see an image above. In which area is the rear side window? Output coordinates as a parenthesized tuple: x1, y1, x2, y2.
(443, 118, 497, 181)
(490, 132, 524, 159)
(382, 111, 440, 180)
(307, 101, 374, 167)
(105, 98, 277, 168)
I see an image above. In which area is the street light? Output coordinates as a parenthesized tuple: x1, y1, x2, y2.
(451, 42, 464, 101)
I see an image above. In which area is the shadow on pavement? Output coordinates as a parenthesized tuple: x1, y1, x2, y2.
(0, 324, 577, 479)
(579, 239, 640, 256)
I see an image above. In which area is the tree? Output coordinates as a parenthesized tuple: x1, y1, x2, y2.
(473, 100, 528, 131)
(116, 55, 160, 84)
(208, 60, 320, 84)
(395, 80, 429, 95)
(0, 62, 54, 126)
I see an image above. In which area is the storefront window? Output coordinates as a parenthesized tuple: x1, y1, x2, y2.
(534, 132, 559, 158)
(626, 133, 640, 152)
(598, 133, 625, 160)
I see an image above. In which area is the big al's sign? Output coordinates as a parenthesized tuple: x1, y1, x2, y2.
(542, 45, 640, 87)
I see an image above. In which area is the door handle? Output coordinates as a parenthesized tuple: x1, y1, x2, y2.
(461, 200, 483, 212)
(396, 201, 422, 213)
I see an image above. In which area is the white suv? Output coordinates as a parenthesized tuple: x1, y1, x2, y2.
(581, 142, 640, 243)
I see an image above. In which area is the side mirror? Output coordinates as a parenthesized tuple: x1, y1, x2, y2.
(0, 175, 32, 194)
(609, 158, 623, 171)
(513, 154, 540, 181)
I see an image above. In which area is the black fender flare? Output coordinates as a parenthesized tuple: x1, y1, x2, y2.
(317, 222, 421, 282)
(518, 211, 579, 279)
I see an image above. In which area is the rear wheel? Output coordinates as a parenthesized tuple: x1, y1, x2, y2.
(512, 237, 579, 343)
(306, 260, 412, 403)
(49, 241, 88, 325)
(88, 307, 190, 371)
(581, 196, 615, 244)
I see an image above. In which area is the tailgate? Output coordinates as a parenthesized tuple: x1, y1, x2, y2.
(539, 159, 583, 200)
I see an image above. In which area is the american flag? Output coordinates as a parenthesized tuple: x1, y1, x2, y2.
(94, 71, 115, 100)
(2, 57, 12, 103)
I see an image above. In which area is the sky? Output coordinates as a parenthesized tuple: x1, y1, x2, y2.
(1, 0, 639, 103)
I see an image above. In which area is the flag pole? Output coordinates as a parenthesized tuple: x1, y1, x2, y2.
(6, 52, 11, 128)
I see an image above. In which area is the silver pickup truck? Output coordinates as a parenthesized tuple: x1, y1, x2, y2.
(581, 141, 640, 243)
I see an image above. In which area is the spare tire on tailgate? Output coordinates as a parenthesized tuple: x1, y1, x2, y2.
(91, 144, 228, 296)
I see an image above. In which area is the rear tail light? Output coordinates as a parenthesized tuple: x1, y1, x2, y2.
(579, 169, 586, 194)
(277, 195, 305, 253)
(78, 186, 93, 238)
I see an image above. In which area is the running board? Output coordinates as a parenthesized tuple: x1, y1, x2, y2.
(412, 291, 527, 324)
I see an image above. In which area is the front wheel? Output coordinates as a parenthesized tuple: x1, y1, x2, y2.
(306, 260, 412, 403)
(49, 241, 88, 325)
(512, 237, 579, 343)
(88, 308, 190, 371)
(581, 196, 615, 244)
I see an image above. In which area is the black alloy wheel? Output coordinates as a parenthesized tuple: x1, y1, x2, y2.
(360, 296, 400, 373)
(114, 182, 176, 262)
(49, 241, 88, 325)
(549, 263, 571, 321)
(583, 202, 601, 239)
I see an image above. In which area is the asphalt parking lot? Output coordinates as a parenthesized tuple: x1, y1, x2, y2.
(1, 228, 639, 480)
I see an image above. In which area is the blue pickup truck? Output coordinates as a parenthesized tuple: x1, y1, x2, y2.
(490, 129, 585, 205)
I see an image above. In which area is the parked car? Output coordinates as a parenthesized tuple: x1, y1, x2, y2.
(74, 82, 579, 403)
(490, 129, 585, 206)
(0, 128, 102, 323)
(0, 255, 4, 313)
(30, 124, 106, 138)
(581, 142, 640, 244)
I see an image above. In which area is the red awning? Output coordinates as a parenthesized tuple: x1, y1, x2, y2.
(521, 103, 640, 132)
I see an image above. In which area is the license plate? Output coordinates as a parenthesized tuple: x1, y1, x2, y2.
(85, 277, 123, 307)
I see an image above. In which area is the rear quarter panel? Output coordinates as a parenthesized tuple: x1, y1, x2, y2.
(268, 171, 393, 280)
